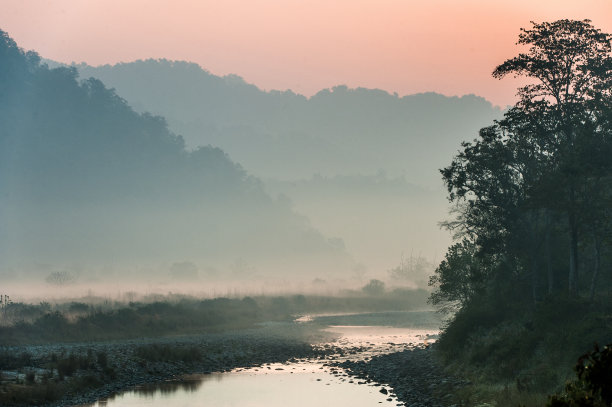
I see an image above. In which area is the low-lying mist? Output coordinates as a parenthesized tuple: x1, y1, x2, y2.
(1, 31, 483, 302)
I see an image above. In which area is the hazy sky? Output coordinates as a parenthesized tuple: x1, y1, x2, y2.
(2, 0, 611, 107)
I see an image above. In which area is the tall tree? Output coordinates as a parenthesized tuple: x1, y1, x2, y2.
(434, 20, 611, 309)
(492, 19, 612, 295)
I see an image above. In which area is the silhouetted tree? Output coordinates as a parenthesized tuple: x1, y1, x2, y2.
(493, 19, 612, 295)
(436, 20, 612, 306)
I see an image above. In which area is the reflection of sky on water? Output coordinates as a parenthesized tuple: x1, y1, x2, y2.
(84, 315, 440, 407)
(86, 363, 399, 407)
(324, 325, 437, 360)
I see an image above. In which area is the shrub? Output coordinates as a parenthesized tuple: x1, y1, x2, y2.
(25, 371, 35, 385)
(362, 279, 385, 296)
(547, 343, 612, 407)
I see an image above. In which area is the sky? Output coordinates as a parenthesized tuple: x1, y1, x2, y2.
(1, 0, 611, 107)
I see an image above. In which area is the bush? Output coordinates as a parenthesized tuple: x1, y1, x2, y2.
(547, 343, 612, 407)
(362, 279, 385, 296)
(0, 350, 33, 370)
(96, 351, 108, 368)
(25, 371, 35, 385)
(55, 353, 92, 378)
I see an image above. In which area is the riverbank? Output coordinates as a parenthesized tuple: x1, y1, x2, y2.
(0, 322, 341, 406)
(1, 311, 454, 406)
(332, 345, 467, 407)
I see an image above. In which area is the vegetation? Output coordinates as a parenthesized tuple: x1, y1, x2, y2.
(0, 297, 264, 345)
(74, 58, 502, 184)
(0, 349, 115, 405)
(0, 290, 428, 345)
(0, 27, 348, 278)
(547, 343, 612, 407)
(428, 19, 612, 404)
(0, 290, 430, 405)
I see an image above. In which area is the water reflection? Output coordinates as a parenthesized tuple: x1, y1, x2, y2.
(84, 312, 440, 407)
(90, 376, 206, 406)
(131, 375, 204, 396)
(88, 364, 400, 407)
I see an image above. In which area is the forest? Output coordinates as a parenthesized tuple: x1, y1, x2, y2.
(427, 19, 612, 406)
(0, 28, 351, 285)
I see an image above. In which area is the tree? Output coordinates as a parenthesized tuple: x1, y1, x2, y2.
(45, 271, 76, 286)
(428, 239, 486, 312)
(361, 279, 385, 296)
(492, 19, 612, 295)
(436, 20, 612, 305)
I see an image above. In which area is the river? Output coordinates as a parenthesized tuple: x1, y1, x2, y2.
(84, 311, 440, 407)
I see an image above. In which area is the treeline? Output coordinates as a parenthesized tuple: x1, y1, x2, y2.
(428, 19, 612, 403)
(0, 298, 261, 344)
(0, 289, 428, 345)
(73, 57, 502, 184)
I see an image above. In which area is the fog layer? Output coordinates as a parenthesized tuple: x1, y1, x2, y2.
(73, 59, 504, 185)
(0, 32, 350, 290)
(69, 59, 503, 274)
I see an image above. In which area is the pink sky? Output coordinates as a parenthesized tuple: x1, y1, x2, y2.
(2, 0, 611, 107)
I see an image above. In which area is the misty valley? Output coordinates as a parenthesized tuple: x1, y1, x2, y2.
(1, 15, 612, 407)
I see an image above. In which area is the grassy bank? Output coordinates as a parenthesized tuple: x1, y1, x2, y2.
(432, 297, 612, 407)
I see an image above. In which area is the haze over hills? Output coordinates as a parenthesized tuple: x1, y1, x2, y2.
(265, 174, 448, 278)
(72, 59, 504, 185)
(64, 59, 503, 275)
(0, 31, 351, 291)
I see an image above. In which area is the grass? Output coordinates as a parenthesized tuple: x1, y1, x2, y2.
(0, 349, 114, 406)
(433, 296, 612, 407)
(0, 291, 429, 345)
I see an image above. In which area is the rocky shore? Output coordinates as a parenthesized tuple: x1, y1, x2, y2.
(1, 319, 460, 406)
(331, 345, 467, 407)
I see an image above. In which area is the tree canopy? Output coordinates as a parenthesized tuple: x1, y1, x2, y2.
(431, 19, 612, 307)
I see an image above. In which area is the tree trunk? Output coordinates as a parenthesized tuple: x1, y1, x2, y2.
(545, 222, 553, 295)
(589, 237, 601, 302)
(568, 188, 579, 296)
(532, 256, 539, 305)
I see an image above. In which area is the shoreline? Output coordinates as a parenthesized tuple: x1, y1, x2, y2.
(333, 345, 466, 407)
(2, 323, 340, 406)
(1, 320, 456, 407)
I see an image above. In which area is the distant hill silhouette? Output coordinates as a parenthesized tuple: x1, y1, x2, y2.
(71, 59, 504, 185)
(0, 31, 349, 282)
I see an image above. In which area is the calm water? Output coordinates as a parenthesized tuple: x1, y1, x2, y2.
(86, 312, 439, 407)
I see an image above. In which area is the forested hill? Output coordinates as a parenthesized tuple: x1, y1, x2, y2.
(70, 59, 503, 183)
(0, 30, 349, 281)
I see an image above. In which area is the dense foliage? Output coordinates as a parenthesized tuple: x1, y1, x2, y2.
(429, 19, 612, 399)
(548, 344, 612, 407)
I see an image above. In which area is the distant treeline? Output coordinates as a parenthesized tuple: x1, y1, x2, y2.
(0, 289, 428, 345)
(72, 58, 502, 184)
